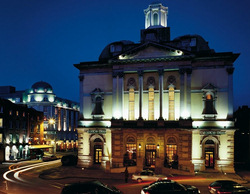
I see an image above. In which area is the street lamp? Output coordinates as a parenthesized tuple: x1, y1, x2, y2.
(139, 143, 141, 158)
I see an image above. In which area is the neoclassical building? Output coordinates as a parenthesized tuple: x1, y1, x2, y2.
(75, 3, 239, 173)
(0, 82, 80, 153)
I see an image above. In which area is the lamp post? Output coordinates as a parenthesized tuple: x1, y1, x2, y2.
(139, 143, 141, 158)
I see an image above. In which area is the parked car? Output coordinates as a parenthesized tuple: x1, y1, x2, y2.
(208, 180, 250, 194)
(61, 180, 123, 194)
(61, 154, 78, 166)
(141, 180, 200, 194)
(132, 169, 168, 183)
(42, 155, 57, 162)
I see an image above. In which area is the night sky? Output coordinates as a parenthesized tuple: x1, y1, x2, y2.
(0, 0, 249, 110)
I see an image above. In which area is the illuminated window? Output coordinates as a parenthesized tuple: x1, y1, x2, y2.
(127, 78, 136, 120)
(168, 86, 175, 120)
(9, 110, 12, 115)
(0, 118, 3, 128)
(129, 88, 135, 120)
(202, 93, 217, 115)
(23, 112, 25, 117)
(165, 137, 178, 169)
(148, 87, 154, 120)
(16, 111, 19, 116)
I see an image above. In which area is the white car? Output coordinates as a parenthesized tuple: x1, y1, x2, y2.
(132, 170, 168, 183)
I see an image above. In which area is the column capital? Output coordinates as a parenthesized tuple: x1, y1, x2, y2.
(186, 68, 192, 75)
(79, 74, 84, 81)
(158, 69, 164, 76)
(138, 70, 144, 76)
(179, 68, 186, 75)
(118, 71, 124, 78)
(112, 72, 118, 78)
(226, 67, 235, 75)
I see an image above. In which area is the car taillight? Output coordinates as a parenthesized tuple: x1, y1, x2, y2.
(217, 191, 232, 194)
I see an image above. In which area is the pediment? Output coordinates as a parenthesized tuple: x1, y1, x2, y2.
(202, 83, 217, 90)
(118, 43, 186, 60)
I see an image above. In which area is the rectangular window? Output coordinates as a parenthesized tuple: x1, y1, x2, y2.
(0, 106, 3, 113)
(148, 87, 154, 120)
(169, 87, 175, 120)
(37, 125, 40, 133)
(0, 133, 2, 143)
(0, 118, 3, 128)
(129, 88, 135, 120)
(23, 112, 25, 117)
(9, 110, 12, 115)
(16, 111, 19, 116)
(9, 121, 13, 128)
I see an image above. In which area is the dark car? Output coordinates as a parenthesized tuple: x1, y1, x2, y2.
(141, 180, 200, 194)
(42, 155, 57, 162)
(61, 154, 78, 166)
(208, 180, 250, 194)
(61, 180, 123, 194)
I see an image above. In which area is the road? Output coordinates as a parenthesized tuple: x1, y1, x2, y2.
(1, 161, 250, 194)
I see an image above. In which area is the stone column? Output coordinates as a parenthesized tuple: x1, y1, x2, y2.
(79, 74, 84, 119)
(179, 69, 185, 119)
(227, 67, 234, 119)
(118, 72, 124, 119)
(186, 68, 192, 119)
(138, 70, 144, 119)
(158, 69, 164, 119)
(112, 72, 118, 118)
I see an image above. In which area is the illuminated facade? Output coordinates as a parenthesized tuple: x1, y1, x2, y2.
(0, 82, 80, 152)
(75, 3, 239, 173)
(0, 98, 43, 162)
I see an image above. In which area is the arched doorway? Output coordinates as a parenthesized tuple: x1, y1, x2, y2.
(93, 138, 103, 164)
(204, 139, 215, 168)
(145, 137, 156, 168)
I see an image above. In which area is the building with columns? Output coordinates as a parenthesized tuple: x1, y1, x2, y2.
(74, 3, 239, 173)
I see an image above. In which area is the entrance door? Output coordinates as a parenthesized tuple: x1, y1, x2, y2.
(94, 145, 102, 164)
(205, 149, 214, 168)
(145, 145, 156, 168)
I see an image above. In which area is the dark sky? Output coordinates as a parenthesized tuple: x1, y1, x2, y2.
(0, 0, 249, 110)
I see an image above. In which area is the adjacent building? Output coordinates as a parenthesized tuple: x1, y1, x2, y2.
(0, 81, 80, 153)
(74, 3, 239, 174)
(0, 98, 44, 162)
(234, 106, 250, 169)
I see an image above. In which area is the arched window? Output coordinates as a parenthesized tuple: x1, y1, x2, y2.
(153, 13, 158, 26)
(124, 137, 136, 166)
(147, 77, 155, 120)
(165, 137, 178, 169)
(91, 88, 104, 118)
(127, 78, 136, 120)
(168, 86, 175, 120)
(202, 84, 217, 118)
(148, 87, 154, 120)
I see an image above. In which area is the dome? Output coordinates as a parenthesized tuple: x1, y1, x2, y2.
(31, 81, 53, 93)
(172, 34, 213, 53)
(99, 40, 135, 62)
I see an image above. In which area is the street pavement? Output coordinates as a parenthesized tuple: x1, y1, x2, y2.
(38, 164, 250, 185)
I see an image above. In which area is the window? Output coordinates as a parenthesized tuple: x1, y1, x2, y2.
(202, 84, 217, 117)
(0, 118, 3, 128)
(168, 86, 175, 120)
(127, 78, 136, 120)
(0, 106, 3, 113)
(37, 125, 40, 133)
(165, 137, 178, 169)
(23, 112, 25, 117)
(129, 88, 135, 120)
(9, 134, 13, 142)
(91, 88, 104, 117)
(148, 87, 154, 120)
(124, 137, 136, 166)
(9, 110, 12, 115)
(153, 13, 158, 26)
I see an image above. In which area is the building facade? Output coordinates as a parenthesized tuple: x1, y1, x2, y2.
(75, 3, 239, 173)
(0, 81, 80, 153)
(234, 106, 250, 169)
(0, 98, 44, 162)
